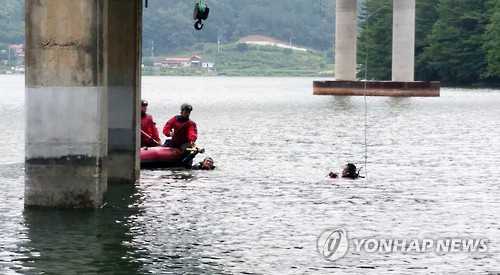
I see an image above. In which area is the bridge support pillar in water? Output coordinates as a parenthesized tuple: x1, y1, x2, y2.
(315, 0, 439, 97)
(105, 0, 142, 185)
(25, 0, 142, 208)
(334, 0, 357, 81)
(392, 0, 415, 82)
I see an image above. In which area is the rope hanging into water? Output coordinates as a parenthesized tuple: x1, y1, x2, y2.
(363, 48, 369, 179)
(359, 4, 384, 180)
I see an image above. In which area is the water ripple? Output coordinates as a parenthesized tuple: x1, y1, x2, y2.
(0, 76, 499, 273)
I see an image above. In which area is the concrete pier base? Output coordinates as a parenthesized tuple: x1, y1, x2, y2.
(25, 157, 107, 208)
(25, 0, 142, 207)
(25, 0, 108, 208)
(313, 80, 440, 97)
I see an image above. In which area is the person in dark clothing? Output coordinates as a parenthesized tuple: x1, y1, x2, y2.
(329, 163, 362, 179)
(342, 163, 360, 179)
(141, 100, 161, 147)
(328, 172, 339, 179)
(162, 103, 198, 149)
(192, 157, 215, 170)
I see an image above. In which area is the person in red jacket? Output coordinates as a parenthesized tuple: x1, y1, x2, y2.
(141, 100, 161, 147)
(162, 103, 198, 149)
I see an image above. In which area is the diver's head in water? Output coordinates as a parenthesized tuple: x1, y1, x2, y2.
(342, 163, 359, 179)
(200, 157, 215, 170)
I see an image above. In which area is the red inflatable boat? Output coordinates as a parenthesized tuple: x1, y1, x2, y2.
(140, 146, 204, 169)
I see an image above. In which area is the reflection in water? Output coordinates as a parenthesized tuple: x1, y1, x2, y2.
(330, 95, 354, 111)
(154, 168, 195, 181)
(21, 184, 144, 274)
(134, 172, 231, 274)
(20, 181, 230, 274)
(386, 97, 413, 109)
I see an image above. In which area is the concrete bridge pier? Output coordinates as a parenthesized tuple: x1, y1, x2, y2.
(25, 0, 142, 208)
(105, 0, 142, 185)
(314, 0, 439, 97)
(392, 0, 415, 82)
(334, 0, 357, 81)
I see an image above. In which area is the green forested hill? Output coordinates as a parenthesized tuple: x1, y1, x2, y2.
(0, 0, 24, 47)
(1, 0, 500, 85)
(143, 42, 332, 76)
(358, 0, 500, 85)
(1, 0, 337, 53)
(142, 0, 335, 54)
(0, 0, 335, 57)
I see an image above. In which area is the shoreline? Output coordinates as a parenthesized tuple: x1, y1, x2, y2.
(1, 73, 499, 89)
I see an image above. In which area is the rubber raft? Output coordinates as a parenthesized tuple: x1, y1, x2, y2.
(140, 146, 201, 169)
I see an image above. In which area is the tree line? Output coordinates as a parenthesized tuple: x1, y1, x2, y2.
(0, 0, 336, 59)
(1, 0, 499, 85)
(142, 0, 335, 54)
(0, 0, 24, 47)
(358, 0, 500, 85)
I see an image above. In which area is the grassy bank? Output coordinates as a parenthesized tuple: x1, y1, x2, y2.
(143, 43, 334, 77)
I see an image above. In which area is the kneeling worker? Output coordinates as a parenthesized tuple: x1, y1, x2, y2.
(141, 100, 161, 147)
(163, 103, 198, 149)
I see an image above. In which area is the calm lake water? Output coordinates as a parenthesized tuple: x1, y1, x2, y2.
(1, 75, 500, 274)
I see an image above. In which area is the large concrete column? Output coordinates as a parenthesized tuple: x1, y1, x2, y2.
(105, 0, 142, 184)
(392, 0, 415, 81)
(334, 0, 357, 81)
(25, 0, 107, 207)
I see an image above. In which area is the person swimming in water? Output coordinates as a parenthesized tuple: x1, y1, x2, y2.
(192, 157, 215, 170)
(329, 163, 362, 179)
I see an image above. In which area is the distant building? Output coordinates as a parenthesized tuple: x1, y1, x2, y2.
(190, 55, 202, 67)
(9, 44, 25, 58)
(14, 65, 25, 73)
(238, 35, 308, 52)
(153, 55, 211, 69)
(1, 44, 25, 64)
(202, 62, 214, 69)
(158, 57, 191, 68)
(1, 44, 25, 73)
